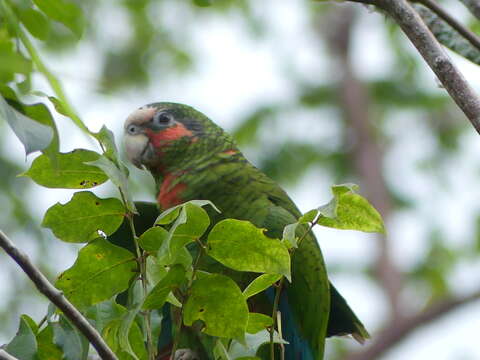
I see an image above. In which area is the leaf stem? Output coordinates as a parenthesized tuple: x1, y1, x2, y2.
(171, 239, 204, 359)
(270, 278, 284, 360)
(125, 208, 155, 360)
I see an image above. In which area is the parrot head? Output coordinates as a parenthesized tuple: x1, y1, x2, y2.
(124, 102, 234, 173)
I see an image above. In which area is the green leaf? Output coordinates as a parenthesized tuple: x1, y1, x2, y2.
(92, 125, 120, 163)
(6, 315, 38, 360)
(317, 184, 385, 233)
(138, 226, 169, 252)
(52, 315, 89, 360)
(42, 191, 125, 243)
(228, 330, 287, 359)
(0, 96, 53, 155)
(85, 298, 126, 333)
(32, 0, 85, 38)
(246, 313, 273, 334)
(213, 340, 231, 360)
(0, 40, 32, 81)
(154, 199, 220, 225)
(156, 202, 210, 266)
(243, 274, 282, 299)
(19, 8, 50, 40)
(143, 264, 186, 310)
(103, 315, 147, 360)
(86, 155, 136, 213)
(55, 238, 136, 309)
(24, 149, 108, 188)
(183, 273, 249, 340)
(207, 219, 291, 280)
(282, 209, 317, 248)
(37, 325, 63, 360)
(118, 305, 145, 360)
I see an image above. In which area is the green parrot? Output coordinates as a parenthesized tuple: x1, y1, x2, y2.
(123, 102, 368, 359)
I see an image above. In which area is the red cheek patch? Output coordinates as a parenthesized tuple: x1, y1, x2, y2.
(146, 123, 194, 148)
(157, 173, 187, 209)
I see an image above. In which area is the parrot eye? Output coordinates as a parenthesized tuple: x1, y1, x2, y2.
(127, 124, 139, 135)
(153, 112, 172, 126)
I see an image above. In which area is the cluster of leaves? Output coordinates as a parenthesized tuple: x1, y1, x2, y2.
(3, 115, 385, 360)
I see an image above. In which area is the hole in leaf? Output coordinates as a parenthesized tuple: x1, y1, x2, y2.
(80, 180, 87, 186)
(95, 201, 100, 205)
(199, 308, 205, 313)
(92, 182, 98, 186)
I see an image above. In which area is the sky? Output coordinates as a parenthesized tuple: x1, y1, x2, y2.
(2, 1, 480, 359)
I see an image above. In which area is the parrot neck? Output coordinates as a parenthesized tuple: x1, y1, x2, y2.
(148, 130, 238, 180)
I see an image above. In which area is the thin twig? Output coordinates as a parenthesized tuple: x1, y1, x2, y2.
(345, 290, 480, 360)
(414, 0, 480, 51)
(374, 0, 480, 135)
(0, 230, 118, 360)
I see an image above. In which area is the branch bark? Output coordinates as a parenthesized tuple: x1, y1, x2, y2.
(0, 230, 118, 360)
(374, 0, 480, 135)
(414, 0, 480, 51)
(0, 350, 19, 360)
(345, 290, 480, 360)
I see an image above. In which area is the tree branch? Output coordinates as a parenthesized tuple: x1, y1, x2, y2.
(414, 0, 480, 51)
(0, 230, 118, 360)
(374, 0, 480, 135)
(345, 290, 480, 360)
(458, 0, 480, 20)
(0, 350, 19, 360)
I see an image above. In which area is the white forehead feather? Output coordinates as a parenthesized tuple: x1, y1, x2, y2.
(124, 105, 157, 128)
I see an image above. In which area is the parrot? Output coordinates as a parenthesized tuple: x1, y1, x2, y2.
(123, 102, 369, 360)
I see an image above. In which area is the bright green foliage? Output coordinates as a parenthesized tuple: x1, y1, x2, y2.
(184, 273, 249, 340)
(24, 149, 108, 188)
(51, 315, 89, 360)
(6, 315, 38, 360)
(246, 313, 273, 334)
(243, 274, 282, 299)
(207, 219, 291, 280)
(156, 202, 212, 265)
(87, 155, 136, 213)
(37, 325, 63, 360)
(55, 238, 137, 309)
(143, 264, 186, 310)
(316, 184, 385, 233)
(103, 316, 147, 360)
(42, 191, 125, 243)
(138, 226, 169, 252)
(32, 0, 85, 38)
(18, 8, 49, 40)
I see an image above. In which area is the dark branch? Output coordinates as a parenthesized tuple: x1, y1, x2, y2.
(345, 290, 480, 360)
(374, 0, 480, 135)
(0, 230, 118, 360)
(414, 0, 480, 51)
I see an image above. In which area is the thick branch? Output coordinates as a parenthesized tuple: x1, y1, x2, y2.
(458, 0, 480, 20)
(375, 0, 480, 135)
(345, 290, 480, 360)
(0, 230, 118, 360)
(414, 0, 480, 51)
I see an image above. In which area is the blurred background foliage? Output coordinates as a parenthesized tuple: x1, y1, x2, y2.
(1, 0, 480, 359)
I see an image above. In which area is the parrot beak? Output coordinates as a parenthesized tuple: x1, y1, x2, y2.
(124, 106, 158, 169)
(124, 133, 150, 169)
